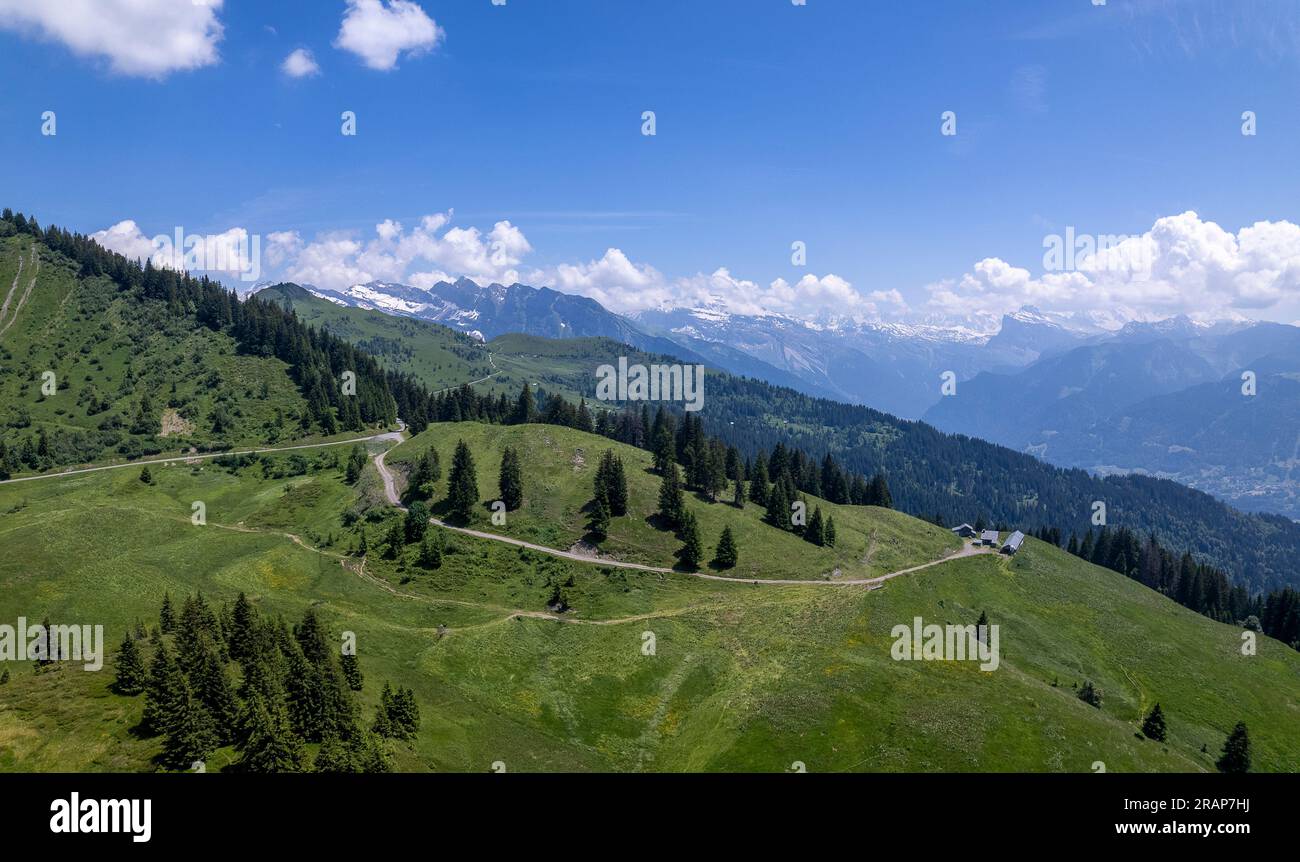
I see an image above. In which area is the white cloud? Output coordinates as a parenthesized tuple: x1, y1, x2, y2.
(925, 212, 1300, 326)
(334, 0, 443, 71)
(90, 220, 259, 280)
(272, 213, 531, 292)
(0, 0, 223, 77)
(281, 48, 320, 78)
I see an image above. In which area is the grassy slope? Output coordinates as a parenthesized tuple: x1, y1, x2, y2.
(0, 237, 312, 463)
(1, 422, 1297, 772)
(386, 421, 963, 581)
(255, 284, 493, 390)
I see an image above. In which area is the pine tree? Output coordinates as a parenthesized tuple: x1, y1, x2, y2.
(733, 474, 746, 508)
(404, 500, 430, 544)
(159, 592, 176, 634)
(141, 641, 185, 736)
(765, 478, 791, 530)
(417, 532, 443, 569)
(868, 472, 892, 508)
(714, 526, 738, 569)
(824, 515, 837, 547)
(384, 519, 405, 559)
(1077, 680, 1102, 708)
(237, 691, 307, 773)
(408, 447, 441, 501)
(139, 465, 153, 484)
(341, 652, 363, 691)
(807, 505, 826, 546)
(749, 454, 769, 507)
(513, 383, 537, 424)
(1216, 722, 1251, 773)
(229, 592, 256, 664)
(162, 681, 219, 770)
(589, 488, 611, 539)
(345, 444, 367, 484)
(499, 446, 523, 511)
(1141, 703, 1167, 742)
(606, 454, 628, 516)
(446, 439, 479, 522)
(657, 462, 685, 529)
(114, 632, 147, 695)
(679, 510, 702, 571)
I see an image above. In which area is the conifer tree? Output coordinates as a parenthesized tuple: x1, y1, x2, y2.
(162, 681, 219, 770)
(733, 475, 746, 508)
(513, 383, 537, 424)
(341, 651, 364, 691)
(1077, 680, 1102, 708)
(499, 446, 524, 510)
(407, 447, 441, 501)
(446, 439, 479, 522)
(1141, 703, 1167, 742)
(141, 641, 185, 736)
(589, 488, 611, 539)
(417, 532, 443, 569)
(384, 519, 405, 559)
(345, 444, 367, 484)
(679, 510, 702, 571)
(229, 592, 256, 664)
(1216, 722, 1251, 773)
(807, 505, 826, 546)
(237, 691, 307, 773)
(714, 526, 738, 569)
(114, 632, 147, 695)
(139, 465, 153, 484)
(765, 478, 791, 530)
(825, 515, 837, 547)
(405, 501, 430, 544)
(657, 462, 685, 529)
(749, 454, 769, 507)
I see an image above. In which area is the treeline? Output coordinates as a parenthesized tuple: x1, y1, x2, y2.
(113, 591, 417, 772)
(1025, 524, 1299, 650)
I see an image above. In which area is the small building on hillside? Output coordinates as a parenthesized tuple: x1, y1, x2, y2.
(980, 529, 999, 546)
(1001, 530, 1026, 555)
(952, 523, 976, 538)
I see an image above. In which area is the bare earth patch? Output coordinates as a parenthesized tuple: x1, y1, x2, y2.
(159, 408, 195, 438)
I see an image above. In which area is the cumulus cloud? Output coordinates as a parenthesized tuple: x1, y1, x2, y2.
(0, 0, 223, 77)
(925, 212, 1300, 326)
(334, 0, 443, 71)
(91, 220, 260, 280)
(281, 48, 320, 78)
(271, 213, 532, 292)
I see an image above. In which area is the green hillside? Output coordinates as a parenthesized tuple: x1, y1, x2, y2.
(253, 283, 495, 391)
(0, 236, 313, 466)
(2, 421, 1296, 772)
(385, 421, 964, 582)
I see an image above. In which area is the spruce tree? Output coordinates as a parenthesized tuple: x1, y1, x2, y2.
(824, 515, 837, 547)
(237, 691, 307, 773)
(657, 462, 685, 529)
(405, 500, 430, 544)
(513, 383, 537, 424)
(345, 444, 367, 484)
(679, 510, 702, 571)
(749, 455, 769, 507)
(1141, 703, 1167, 742)
(417, 532, 443, 569)
(1216, 722, 1251, 773)
(589, 488, 611, 540)
(733, 475, 746, 508)
(807, 505, 826, 546)
(229, 592, 256, 664)
(341, 651, 364, 691)
(714, 526, 738, 569)
(384, 519, 405, 559)
(446, 440, 479, 522)
(139, 465, 153, 484)
(114, 632, 147, 695)
(159, 592, 176, 634)
(141, 641, 185, 736)
(1077, 681, 1102, 708)
(408, 447, 441, 501)
(765, 478, 791, 530)
(499, 446, 523, 511)
(162, 681, 219, 770)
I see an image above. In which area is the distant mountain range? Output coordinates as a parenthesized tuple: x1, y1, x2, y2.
(267, 278, 1300, 518)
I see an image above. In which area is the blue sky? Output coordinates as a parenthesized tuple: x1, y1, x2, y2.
(2, 0, 1300, 326)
